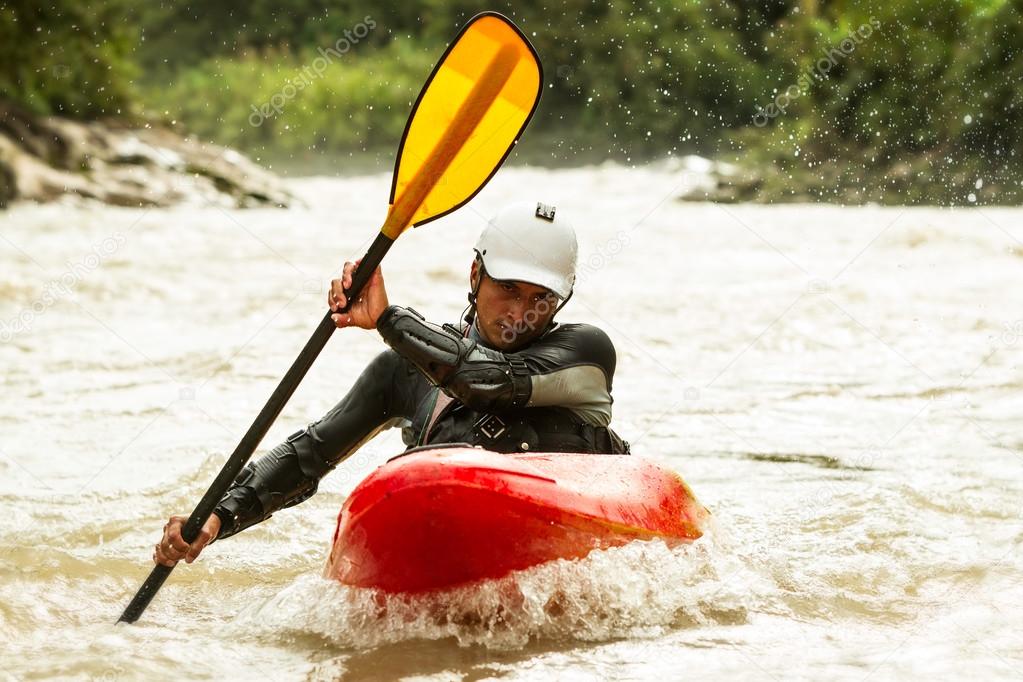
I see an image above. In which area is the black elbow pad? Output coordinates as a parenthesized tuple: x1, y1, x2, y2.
(377, 305, 531, 411)
(444, 358, 530, 410)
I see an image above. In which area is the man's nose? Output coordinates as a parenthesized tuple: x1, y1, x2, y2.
(505, 298, 529, 321)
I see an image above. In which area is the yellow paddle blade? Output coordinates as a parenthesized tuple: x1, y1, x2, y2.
(382, 12, 542, 239)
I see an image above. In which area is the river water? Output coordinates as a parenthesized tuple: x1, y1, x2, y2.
(1, 162, 1021, 680)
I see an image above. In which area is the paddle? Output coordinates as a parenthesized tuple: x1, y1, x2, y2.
(118, 11, 542, 624)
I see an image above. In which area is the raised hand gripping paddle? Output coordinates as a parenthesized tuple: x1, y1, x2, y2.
(118, 12, 542, 624)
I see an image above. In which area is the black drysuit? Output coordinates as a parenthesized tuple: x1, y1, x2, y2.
(213, 305, 628, 539)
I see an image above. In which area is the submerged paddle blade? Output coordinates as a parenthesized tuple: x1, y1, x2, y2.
(383, 12, 542, 238)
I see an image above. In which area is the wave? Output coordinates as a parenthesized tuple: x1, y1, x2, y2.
(231, 530, 761, 651)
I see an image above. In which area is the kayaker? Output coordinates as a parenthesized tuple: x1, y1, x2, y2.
(154, 201, 629, 567)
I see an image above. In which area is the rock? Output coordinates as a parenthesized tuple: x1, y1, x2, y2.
(676, 159, 764, 203)
(0, 161, 13, 208)
(0, 98, 292, 209)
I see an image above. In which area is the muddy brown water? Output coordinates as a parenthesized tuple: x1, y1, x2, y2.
(2, 163, 1021, 680)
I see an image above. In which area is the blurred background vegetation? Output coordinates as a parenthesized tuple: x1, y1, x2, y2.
(2, 0, 1020, 204)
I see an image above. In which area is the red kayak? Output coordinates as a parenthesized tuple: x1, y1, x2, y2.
(324, 446, 708, 593)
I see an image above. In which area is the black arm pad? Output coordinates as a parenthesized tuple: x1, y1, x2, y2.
(212, 349, 408, 541)
(376, 305, 531, 411)
(213, 428, 332, 540)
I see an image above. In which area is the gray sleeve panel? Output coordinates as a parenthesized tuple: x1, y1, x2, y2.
(510, 323, 617, 392)
(527, 364, 613, 426)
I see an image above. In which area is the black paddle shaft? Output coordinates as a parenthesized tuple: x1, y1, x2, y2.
(118, 232, 394, 624)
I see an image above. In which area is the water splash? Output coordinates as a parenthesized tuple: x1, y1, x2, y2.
(233, 532, 763, 650)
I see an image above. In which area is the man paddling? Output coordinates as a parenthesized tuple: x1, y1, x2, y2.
(154, 201, 629, 567)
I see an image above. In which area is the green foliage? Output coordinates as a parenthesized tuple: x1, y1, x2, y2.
(141, 1, 784, 162)
(737, 0, 1023, 203)
(3, 0, 1021, 203)
(129, 1, 393, 72)
(0, 0, 138, 118)
(142, 40, 433, 164)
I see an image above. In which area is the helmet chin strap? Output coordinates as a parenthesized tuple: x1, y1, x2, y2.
(551, 288, 572, 318)
(461, 290, 479, 327)
(462, 260, 485, 327)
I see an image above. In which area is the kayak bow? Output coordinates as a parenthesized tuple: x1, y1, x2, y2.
(326, 446, 708, 593)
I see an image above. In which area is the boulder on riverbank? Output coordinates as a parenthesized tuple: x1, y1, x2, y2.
(674, 150, 1020, 206)
(0, 100, 292, 210)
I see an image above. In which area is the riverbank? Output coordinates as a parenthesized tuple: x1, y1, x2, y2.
(0, 101, 292, 210)
(676, 152, 1023, 207)
(3, 96, 1018, 211)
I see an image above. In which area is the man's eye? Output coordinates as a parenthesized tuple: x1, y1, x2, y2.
(502, 284, 515, 292)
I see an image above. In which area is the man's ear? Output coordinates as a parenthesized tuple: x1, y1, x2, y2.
(470, 258, 480, 291)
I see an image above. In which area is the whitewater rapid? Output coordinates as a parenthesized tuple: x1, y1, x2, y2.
(2, 161, 1021, 680)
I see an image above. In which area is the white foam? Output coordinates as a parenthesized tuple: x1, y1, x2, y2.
(232, 531, 762, 650)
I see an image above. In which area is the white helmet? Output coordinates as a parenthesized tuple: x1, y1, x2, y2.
(474, 201, 577, 299)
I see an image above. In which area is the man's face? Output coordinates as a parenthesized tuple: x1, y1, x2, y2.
(471, 260, 559, 351)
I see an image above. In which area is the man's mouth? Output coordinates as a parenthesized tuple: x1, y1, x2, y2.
(494, 321, 521, 344)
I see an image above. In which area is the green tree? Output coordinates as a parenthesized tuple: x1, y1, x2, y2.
(0, 0, 138, 118)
